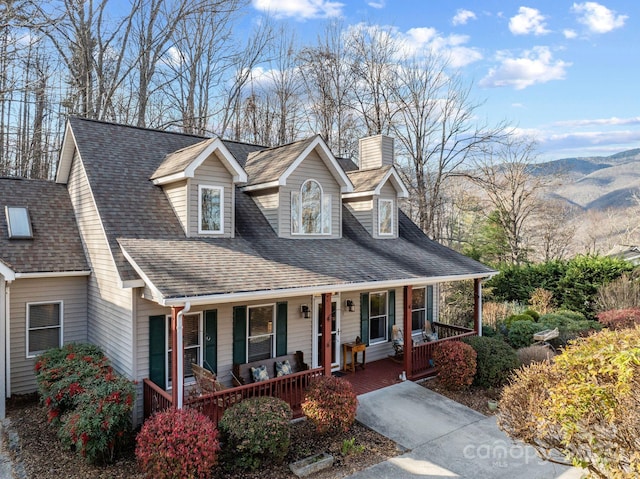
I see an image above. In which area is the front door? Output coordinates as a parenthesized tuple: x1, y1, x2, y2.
(312, 298, 340, 370)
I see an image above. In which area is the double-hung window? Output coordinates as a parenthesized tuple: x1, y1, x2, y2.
(167, 312, 202, 384)
(27, 302, 62, 357)
(369, 292, 388, 344)
(198, 185, 223, 234)
(378, 199, 394, 236)
(247, 305, 275, 362)
(411, 286, 433, 334)
(291, 180, 331, 235)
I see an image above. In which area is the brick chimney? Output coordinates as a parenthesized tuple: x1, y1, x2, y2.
(359, 135, 394, 170)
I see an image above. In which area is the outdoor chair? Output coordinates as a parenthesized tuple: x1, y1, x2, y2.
(191, 363, 225, 394)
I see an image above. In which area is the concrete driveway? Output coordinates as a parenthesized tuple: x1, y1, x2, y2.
(347, 381, 583, 479)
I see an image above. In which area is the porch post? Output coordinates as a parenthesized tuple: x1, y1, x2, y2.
(321, 293, 332, 377)
(473, 279, 482, 336)
(170, 306, 182, 408)
(403, 286, 412, 380)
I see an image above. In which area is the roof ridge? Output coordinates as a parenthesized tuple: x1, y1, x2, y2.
(69, 116, 208, 140)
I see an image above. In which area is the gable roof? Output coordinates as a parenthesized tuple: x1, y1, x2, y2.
(151, 137, 247, 185)
(241, 135, 353, 193)
(0, 177, 88, 279)
(344, 165, 409, 198)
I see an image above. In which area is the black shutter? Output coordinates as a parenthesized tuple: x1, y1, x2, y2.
(360, 292, 370, 346)
(427, 285, 434, 322)
(149, 315, 166, 389)
(276, 302, 288, 356)
(388, 289, 395, 341)
(233, 306, 247, 364)
(204, 310, 217, 373)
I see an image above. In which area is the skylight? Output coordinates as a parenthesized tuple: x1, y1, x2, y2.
(5, 206, 33, 239)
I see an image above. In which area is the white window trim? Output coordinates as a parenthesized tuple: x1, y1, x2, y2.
(378, 198, 394, 236)
(411, 287, 427, 335)
(165, 312, 203, 388)
(198, 185, 224, 234)
(291, 179, 332, 236)
(246, 303, 276, 362)
(369, 291, 388, 345)
(26, 301, 63, 358)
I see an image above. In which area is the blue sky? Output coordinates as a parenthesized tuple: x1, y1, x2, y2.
(250, 0, 639, 161)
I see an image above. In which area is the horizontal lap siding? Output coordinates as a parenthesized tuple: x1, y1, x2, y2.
(251, 189, 279, 234)
(162, 180, 188, 235)
(9, 277, 87, 394)
(344, 198, 373, 236)
(280, 152, 342, 238)
(190, 155, 234, 237)
(68, 151, 134, 379)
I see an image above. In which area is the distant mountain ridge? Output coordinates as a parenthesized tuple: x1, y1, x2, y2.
(538, 148, 640, 211)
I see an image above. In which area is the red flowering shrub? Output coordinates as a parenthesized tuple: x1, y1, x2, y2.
(136, 408, 220, 479)
(34, 343, 135, 464)
(433, 341, 477, 391)
(219, 397, 291, 470)
(302, 376, 358, 434)
(597, 308, 640, 330)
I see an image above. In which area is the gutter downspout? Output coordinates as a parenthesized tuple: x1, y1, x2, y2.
(0, 277, 5, 419)
(176, 302, 191, 409)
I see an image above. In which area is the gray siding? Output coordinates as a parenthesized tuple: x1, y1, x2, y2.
(250, 188, 280, 234)
(190, 154, 234, 238)
(162, 180, 188, 235)
(9, 277, 87, 394)
(67, 150, 135, 378)
(359, 135, 394, 170)
(280, 151, 342, 239)
(344, 198, 373, 237)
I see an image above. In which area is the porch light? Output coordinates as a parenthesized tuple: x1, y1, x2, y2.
(345, 299, 355, 312)
(300, 304, 310, 319)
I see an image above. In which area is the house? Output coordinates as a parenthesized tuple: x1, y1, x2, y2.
(0, 117, 495, 422)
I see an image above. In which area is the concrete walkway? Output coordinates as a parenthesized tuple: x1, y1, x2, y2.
(347, 381, 583, 479)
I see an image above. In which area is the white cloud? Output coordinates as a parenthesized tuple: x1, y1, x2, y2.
(509, 6, 550, 36)
(400, 28, 482, 67)
(563, 29, 578, 39)
(554, 116, 640, 127)
(572, 2, 627, 33)
(480, 46, 570, 90)
(251, 0, 344, 20)
(368, 0, 385, 8)
(452, 9, 477, 26)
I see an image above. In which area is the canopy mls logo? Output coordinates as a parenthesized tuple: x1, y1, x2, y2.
(463, 440, 545, 468)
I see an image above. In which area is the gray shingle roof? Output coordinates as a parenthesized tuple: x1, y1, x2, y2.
(150, 138, 214, 180)
(67, 117, 494, 295)
(346, 165, 393, 193)
(0, 177, 88, 273)
(243, 136, 317, 186)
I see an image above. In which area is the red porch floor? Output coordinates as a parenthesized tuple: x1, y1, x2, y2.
(337, 357, 405, 395)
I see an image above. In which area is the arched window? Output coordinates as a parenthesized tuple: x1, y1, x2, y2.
(291, 180, 331, 235)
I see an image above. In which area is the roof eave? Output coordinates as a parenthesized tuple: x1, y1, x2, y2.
(55, 121, 77, 184)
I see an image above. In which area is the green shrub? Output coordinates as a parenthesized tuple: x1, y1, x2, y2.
(34, 343, 135, 464)
(522, 309, 540, 321)
(302, 376, 358, 434)
(538, 311, 602, 346)
(433, 341, 477, 391)
(136, 408, 220, 479)
(481, 324, 497, 337)
(597, 308, 640, 330)
(507, 320, 546, 349)
(219, 397, 292, 470)
(463, 336, 519, 388)
(504, 313, 535, 329)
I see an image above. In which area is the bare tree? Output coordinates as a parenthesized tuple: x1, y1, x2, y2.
(531, 199, 577, 262)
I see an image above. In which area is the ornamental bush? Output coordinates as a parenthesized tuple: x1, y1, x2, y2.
(433, 341, 477, 390)
(507, 320, 546, 349)
(302, 376, 358, 434)
(219, 397, 291, 470)
(504, 313, 535, 329)
(34, 343, 136, 464)
(463, 336, 519, 389)
(597, 308, 640, 330)
(522, 309, 540, 321)
(516, 344, 556, 366)
(538, 311, 602, 346)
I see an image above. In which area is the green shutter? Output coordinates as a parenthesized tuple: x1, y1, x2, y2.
(149, 315, 166, 389)
(276, 302, 288, 356)
(427, 285, 434, 322)
(388, 289, 395, 341)
(204, 310, 217, 373)
(360, 293, 370, 346)
(233, 306, 247, 364)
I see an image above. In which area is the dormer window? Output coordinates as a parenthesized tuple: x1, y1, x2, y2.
(378, 199, 394, 236)
(291, 180, 331, 235)
(5, 206, 33, 239)
(198, 185, 223, 234)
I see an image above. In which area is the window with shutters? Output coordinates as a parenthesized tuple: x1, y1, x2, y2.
(27, 302, 62, 357)
(166, 312, 202, 385)
(247, 305, 275, 362)
(369, 292, 388, 344)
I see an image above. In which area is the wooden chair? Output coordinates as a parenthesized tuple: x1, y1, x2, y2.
(191, 363, 224, 394)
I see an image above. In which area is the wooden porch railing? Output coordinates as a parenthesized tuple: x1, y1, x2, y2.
(143, 367, 325, 427)
(410, 322, 476, 380)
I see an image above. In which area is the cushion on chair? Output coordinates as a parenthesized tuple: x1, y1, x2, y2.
(250, 364, 270, 382)
(275, 359, 293, 377)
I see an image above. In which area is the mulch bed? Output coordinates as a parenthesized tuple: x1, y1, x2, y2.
(5, 396, 401, 479)
(421, 377, 501, 416)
